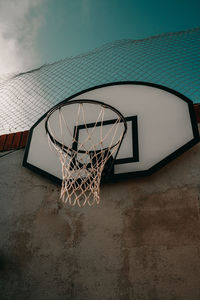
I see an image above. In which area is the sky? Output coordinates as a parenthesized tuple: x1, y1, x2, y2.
(0, 0, 200, 75)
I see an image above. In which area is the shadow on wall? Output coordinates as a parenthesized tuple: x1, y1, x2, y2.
(0, 131, 200, 299)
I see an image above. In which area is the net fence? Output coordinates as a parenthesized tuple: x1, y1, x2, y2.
(0, 27, 200, 135)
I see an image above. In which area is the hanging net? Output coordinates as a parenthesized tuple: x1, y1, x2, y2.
(45, 100, 127, 207)
(0, 27, 200, 135)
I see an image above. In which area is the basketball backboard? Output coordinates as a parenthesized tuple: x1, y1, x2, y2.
(23, 82, 199, 183)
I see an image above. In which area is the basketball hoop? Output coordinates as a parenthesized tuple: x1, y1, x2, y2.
(45, 99, 127, 207)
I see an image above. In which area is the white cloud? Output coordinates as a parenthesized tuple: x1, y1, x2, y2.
(0, 0, 45, 75)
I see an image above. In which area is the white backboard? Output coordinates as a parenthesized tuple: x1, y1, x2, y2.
(23, 82, 199, 183)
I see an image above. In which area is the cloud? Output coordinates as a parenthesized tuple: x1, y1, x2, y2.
(0, 0, 45, 75)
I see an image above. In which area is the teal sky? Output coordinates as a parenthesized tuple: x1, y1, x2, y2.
(0, 0, 200, 74)
(37, 0, 200, 63)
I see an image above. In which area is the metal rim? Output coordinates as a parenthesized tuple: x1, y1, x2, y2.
(45, 99, 127, 156)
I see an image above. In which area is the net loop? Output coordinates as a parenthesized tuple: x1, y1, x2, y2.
(45, 99, 127, 207)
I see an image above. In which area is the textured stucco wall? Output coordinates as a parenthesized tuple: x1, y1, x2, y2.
(0, 140, 200, 300)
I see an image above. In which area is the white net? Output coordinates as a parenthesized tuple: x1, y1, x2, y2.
(46, 100, 127, 207)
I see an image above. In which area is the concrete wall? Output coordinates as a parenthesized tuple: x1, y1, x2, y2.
(0, 141, 200, 300)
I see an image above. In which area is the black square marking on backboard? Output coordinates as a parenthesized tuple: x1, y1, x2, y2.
(72, 116, 139, 165)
